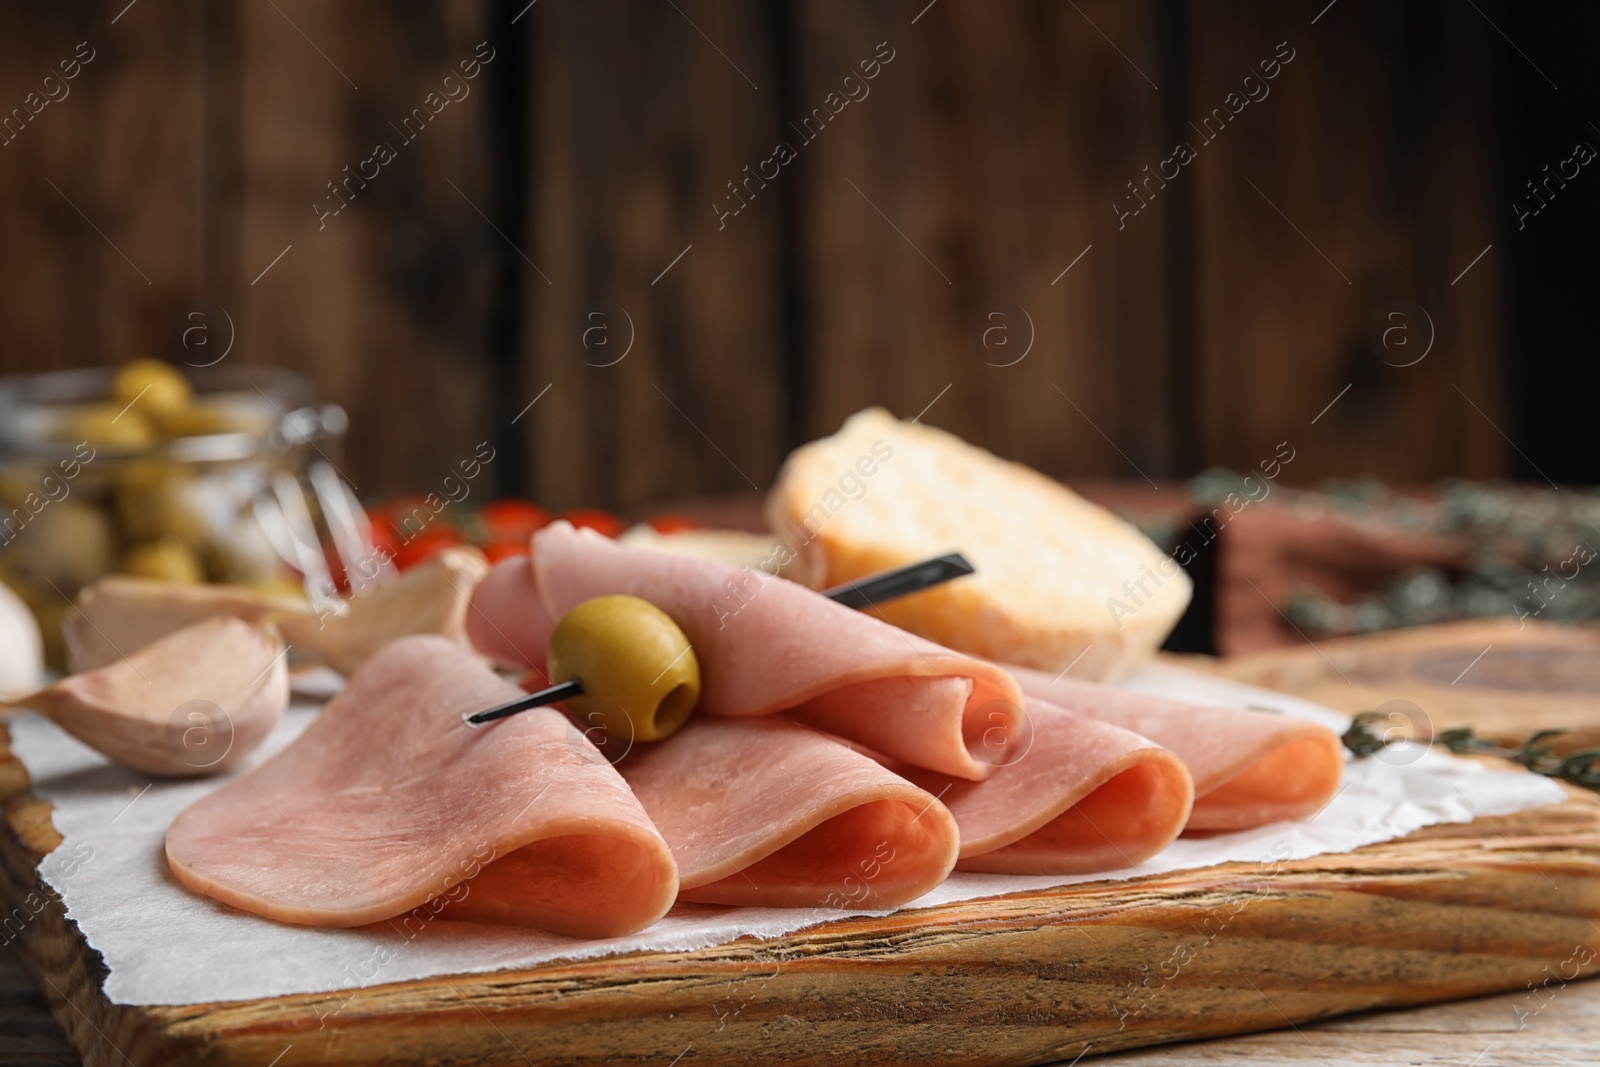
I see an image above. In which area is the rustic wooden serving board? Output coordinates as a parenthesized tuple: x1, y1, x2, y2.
(4, 621, 1600, 1067)
(1203, 616, 1600, 742)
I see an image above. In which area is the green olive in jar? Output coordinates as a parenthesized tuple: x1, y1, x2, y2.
(114, 461, 212, 546)
(56, 403, 154, 451)
(152, 403, 239, 439)
(546, 595, 700, 743)
(113, 359, 193, 418)
(120, 537, 205, 584)
(0, 501, 115, 588)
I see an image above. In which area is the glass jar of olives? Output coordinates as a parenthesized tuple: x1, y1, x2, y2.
(0, 362, 347, 667)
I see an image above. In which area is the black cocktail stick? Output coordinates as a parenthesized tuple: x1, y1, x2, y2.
(462, 551, 976, 728)
(463, 679, 584, 726)
(819, 552, 974, 610)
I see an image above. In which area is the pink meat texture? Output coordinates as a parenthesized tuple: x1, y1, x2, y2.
(465, 555, 557, 678)
(888, 699, 1194, 873)
(165, 635, 678, 939)
(1004, 665, 1345, 831)
(523, 522, 1028, 781)
(618, 716, 959, 907)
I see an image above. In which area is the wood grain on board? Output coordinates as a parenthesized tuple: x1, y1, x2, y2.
(12, 933, 1597, 1067)
(1205, 617, 1600, 740)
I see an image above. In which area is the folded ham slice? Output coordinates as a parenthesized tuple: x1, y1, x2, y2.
(465, 555, 556, 678)
(1004, 665, 1345, 831)
(529, 522, 1026, 780)
(888, 699, 1192, 874)
(618, 716, 958, 907)
(166, 635, 678, 938)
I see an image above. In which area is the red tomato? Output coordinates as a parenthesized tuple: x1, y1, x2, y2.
(379, 494, 431, 521)
(559, 508, 625, 538)
(391, 526, 463, 570)
(483, 540, 531, 564)
(320, 536, 351, 592)
(478, 499, 550, 543)
(364, 510, 401, 555)
(647, 513, 702, 534)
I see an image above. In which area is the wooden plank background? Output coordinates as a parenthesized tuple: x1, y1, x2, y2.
(0, 0, 1507, 509)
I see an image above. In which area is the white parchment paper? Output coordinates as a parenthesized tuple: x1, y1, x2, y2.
(9, 662, 1564, 1006)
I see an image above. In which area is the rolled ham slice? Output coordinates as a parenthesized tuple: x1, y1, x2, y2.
(166, 635, 678, 939)
(1004, 665, 1345, 831)
(530, 522, 1026, 780)
(889, 699, 1193, 874)
(465, 555, 557, 678)
(618, 716, 959, 908)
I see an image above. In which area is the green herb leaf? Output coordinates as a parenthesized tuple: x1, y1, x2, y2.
(1343, 715, 1598, 791)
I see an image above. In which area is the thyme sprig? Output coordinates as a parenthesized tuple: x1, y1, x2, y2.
(1343, 713, 1600, 790)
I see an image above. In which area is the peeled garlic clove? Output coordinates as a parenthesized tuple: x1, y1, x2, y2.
(277, 546, 489, 676)
(23, 616, 288, 777)
(64, 574, 306, 674)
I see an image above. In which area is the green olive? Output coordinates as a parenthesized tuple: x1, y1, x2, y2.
(1, 502, 114, 587)
(546, 595, 700, 743)
(153, 403, 237, 439)
(113, 359, 193, 418)
(57, 403, 154, 450)
(120, 537, 205, 584)
(114, 461, 215, 546)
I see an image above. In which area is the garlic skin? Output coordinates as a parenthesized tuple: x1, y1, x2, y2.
(0, 579, 44, 701)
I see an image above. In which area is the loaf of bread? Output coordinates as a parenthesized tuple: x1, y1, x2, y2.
(764, 408, 1191, 681)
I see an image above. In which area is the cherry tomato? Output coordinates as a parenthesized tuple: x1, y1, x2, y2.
(483, 540, 532, 564)
(380, 494, 432, 522)
(320, 536, 351, 592)
(479, 499, 550, 543)
(559, 508, 625, 538)
(391, 526, 463, 570)
(365, 510, 402, 556)
(646, 514, 702, 535)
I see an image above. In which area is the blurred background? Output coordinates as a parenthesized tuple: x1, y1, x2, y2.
(1, 0, 1597, 662)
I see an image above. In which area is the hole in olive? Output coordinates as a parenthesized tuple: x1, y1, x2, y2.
(650, 682, 697, 739)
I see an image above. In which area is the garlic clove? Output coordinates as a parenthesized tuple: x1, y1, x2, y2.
(22, 616, 288, 777)
(279, 546, 490, 676)
(64, 574, 307, 674)
(0, 579, 43, 702)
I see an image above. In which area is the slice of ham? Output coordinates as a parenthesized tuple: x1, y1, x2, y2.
(530, 522, 1026, 780)
(888, 699, 1193, 874)
(1004, 665, 1345, 831)
(617, 716, 959, 907)
(465, 555, 556, 678)
(166, 635, 677, 939)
